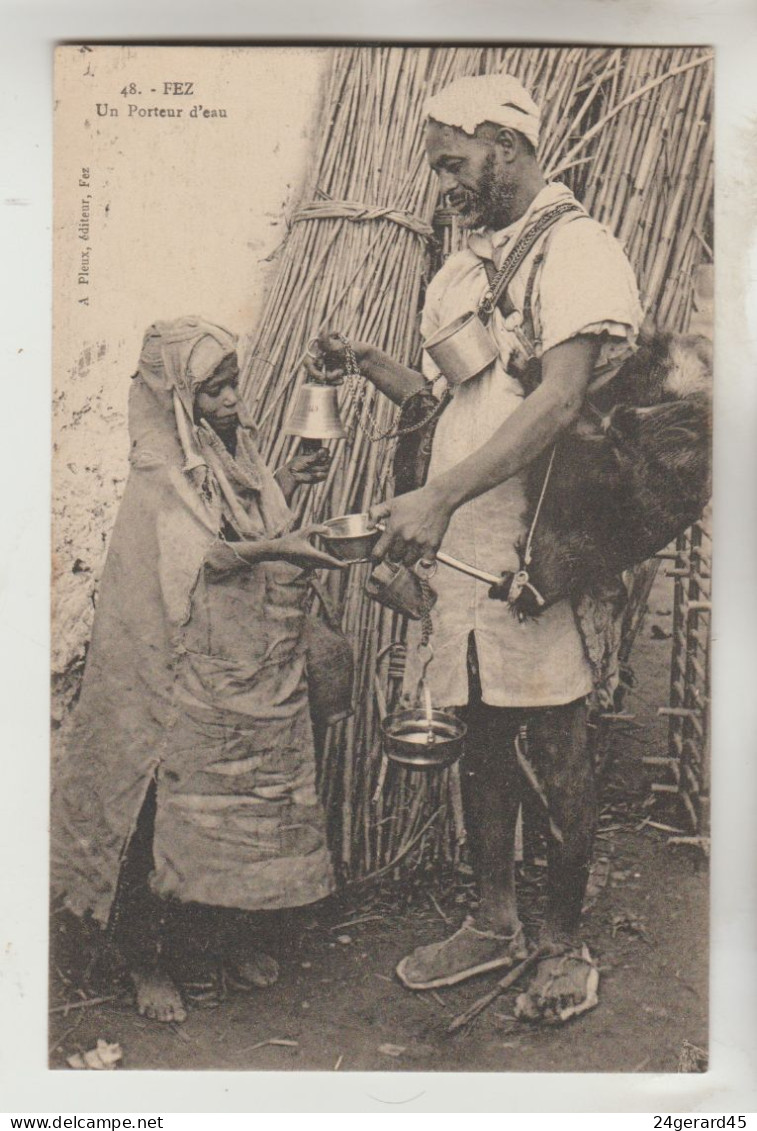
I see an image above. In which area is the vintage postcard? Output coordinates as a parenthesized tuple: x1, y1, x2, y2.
(50, 43, 714, 1080)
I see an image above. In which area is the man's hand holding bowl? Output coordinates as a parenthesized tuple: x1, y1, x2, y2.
(369, 484, 453, 567)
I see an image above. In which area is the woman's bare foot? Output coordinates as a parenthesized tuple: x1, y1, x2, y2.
(225, 950, 279, 990)
(130, 967, 187, 1023)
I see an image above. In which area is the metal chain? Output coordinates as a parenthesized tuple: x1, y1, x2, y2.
(416, 567, 435, 649)
(335, 333, 450, 442)
(413, 567, 438, 732)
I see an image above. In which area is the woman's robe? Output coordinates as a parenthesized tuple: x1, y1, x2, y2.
(51, 322, 334, 926)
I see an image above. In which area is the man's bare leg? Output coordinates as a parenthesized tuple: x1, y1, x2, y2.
(514, 699, 600, 1023)
(395, 648, 528, 989)
(112, 890, 186, 1023)
(529, 699, 595, 946)
(459, 699, 524, 937)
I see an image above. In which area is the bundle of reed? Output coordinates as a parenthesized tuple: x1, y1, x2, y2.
(239, 46, 493, 880)
(239, 45, 713, 881)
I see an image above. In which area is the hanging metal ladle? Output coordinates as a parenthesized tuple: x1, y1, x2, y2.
(429, 550, 501, 588)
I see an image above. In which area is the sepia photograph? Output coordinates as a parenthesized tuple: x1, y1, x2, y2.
(48, 42, 714, 1076)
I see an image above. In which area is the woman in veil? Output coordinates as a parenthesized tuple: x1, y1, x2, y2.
(52, 317, 343, 1022)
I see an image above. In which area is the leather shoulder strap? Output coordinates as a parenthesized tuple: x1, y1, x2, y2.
(478, 201, 584, 324)
(522, 210, 587, 345)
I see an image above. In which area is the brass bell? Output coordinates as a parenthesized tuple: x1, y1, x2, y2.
(284, 382, 347, 440)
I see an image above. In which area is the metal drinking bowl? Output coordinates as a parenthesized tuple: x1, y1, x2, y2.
(319, 513, 382, 564)
(381, 707, 467, 770)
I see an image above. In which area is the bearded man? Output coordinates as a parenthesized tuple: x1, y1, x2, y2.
(315, 73, 642, 1022)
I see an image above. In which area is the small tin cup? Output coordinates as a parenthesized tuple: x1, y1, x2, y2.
(424, 311, 498, 386)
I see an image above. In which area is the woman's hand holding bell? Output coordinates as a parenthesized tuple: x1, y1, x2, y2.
(275, 448, 332, 498)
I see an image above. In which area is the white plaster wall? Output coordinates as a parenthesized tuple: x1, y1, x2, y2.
(52, 46, 329, 722)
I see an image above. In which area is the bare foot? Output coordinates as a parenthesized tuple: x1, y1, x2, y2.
(514, 943, 599, 1025)
(130, 967, 187, 1023)
(225, 950, 279, 990)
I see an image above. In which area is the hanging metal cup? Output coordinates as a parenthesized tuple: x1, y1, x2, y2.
(424, 311, 498, 387)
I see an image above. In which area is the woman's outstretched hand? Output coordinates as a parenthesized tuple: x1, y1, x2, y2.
(270, 525, 346, 570)
(207, 527, 345, 574)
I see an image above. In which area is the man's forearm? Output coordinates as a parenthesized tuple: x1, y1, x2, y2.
(431, 372, 585, 513)
(360, 346, 426, 406)
(368, 336, 600, 565)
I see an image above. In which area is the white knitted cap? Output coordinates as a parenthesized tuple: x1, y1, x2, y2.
(425, 73, 541, 149)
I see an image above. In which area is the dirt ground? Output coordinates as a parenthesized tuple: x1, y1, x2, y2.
(49, 569, 709, 1074)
